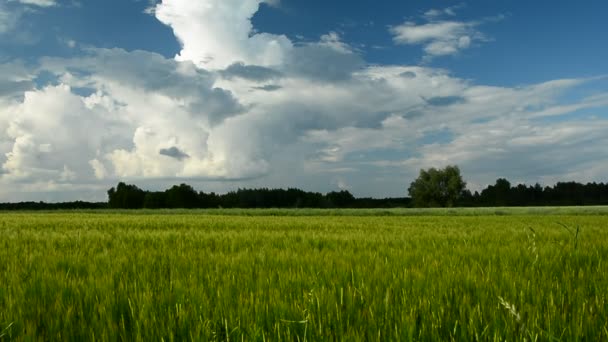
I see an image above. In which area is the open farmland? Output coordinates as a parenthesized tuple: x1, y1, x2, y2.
(1, 209, 607, 340)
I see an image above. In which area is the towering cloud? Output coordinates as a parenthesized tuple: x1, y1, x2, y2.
(154, 0, 293, 69)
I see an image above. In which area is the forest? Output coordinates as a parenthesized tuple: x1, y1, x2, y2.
(103, 179, 608, 209)
(1, 177, 607, 210)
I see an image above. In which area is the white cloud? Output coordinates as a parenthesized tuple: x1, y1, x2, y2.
(40, 49, 261, 180)
(318, 31, 353, 54)
(392, 21, 468, 44)
(391, 7, 501, 59)
(423, 4, 464, 20)
(2, 84, 121, 185)
(1, 47, 606, 200)
(391, 20, 485, 58)
(13, 0, 57, 7)
(154, 0, 293, 69)
(400, 116, 608, 191)
(89, 159, 107, 180)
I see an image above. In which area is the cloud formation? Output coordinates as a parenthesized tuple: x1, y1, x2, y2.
(423, 4, 464, 20)
(390, 6, 499, 59)
(391, 21, 477, 56)
(160, 146, 190, 160)
(2, 84, 115, 184)
(38, 48, 257, 181)
(12, 0, 57, 7)
(154, 0, 292, 69)
(0, 1, 606, 201)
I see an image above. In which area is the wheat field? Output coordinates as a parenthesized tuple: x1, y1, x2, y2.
(1, 209, 607, 340)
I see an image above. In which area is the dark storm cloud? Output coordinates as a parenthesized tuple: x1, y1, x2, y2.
(159, 146, 190, 160)
(252, 84, 282, 92)
(424, 95, 466, 106)
(400, 71, 417, 79)
(220, 62, 282, 82)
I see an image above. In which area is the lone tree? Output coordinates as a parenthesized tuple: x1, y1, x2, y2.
(408, 165, 467, 207)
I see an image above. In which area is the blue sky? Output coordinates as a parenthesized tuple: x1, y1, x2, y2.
(5, 1, 607, 84)
(255, 1, 608, 82)
(0, 0, 607, 201)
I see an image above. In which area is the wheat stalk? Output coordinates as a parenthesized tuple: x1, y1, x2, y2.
(498, 296, 521, 322)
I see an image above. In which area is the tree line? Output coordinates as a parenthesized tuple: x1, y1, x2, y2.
(408, 166, 608, 207)
(106, 183, 411, 209)
(1, 166, 607, 210)
(0, 201, 107, 210)
(461, 178, 608, 207)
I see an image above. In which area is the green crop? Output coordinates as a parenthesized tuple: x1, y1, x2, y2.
(0, 208, 607, 340)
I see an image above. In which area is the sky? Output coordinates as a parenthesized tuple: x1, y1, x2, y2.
(0, 0, 607, 202)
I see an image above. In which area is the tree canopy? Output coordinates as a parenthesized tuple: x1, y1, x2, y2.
(408, 165, 467, 207)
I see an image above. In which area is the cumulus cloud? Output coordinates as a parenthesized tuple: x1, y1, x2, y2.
(390, 7, 500, 59)
(401, 116, 608, 190)
(42, 48, 245, 124)
(294, 75, 608, 191)
(154, 0, 293, 69)
(39, 49, 265, 181)
(2, 84, 120, 184)
(0, 50, 246, 200)
(391, 20, 481, 57)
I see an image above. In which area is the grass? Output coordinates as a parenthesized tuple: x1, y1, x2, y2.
(0, 208, 607, 340)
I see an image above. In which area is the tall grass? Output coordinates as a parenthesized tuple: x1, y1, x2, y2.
(0, 211, 607, 340)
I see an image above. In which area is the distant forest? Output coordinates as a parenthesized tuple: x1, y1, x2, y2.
(1, 178, 608, 210)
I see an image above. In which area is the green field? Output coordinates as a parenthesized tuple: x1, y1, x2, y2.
(1, 208, 607, 341)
